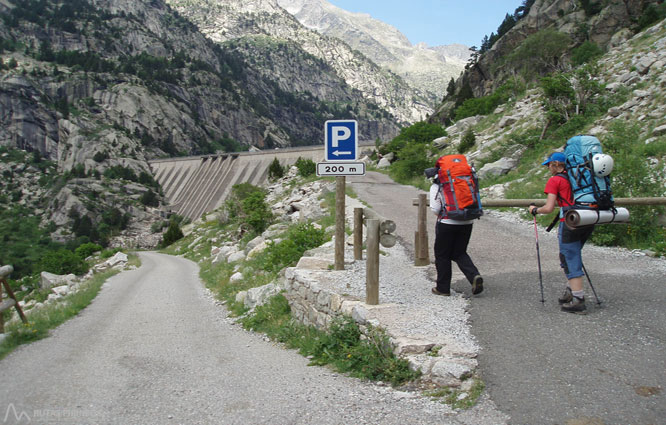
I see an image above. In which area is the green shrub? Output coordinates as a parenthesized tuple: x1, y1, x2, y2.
(380, 122, 446, 156)
(590, 122, 666, 248)
(453, 80, 524, 121)
(257, 223, 327, 272)
(224, 183, 265, 224)
(241, 191, 273, 234)
(242, 301, 420, 386)
(389, 143, 432, 182)
(160, 220, 184, 247)
(571, 41, 603, 66)
(637, 3, 666, 31)
(39, 249, 88, 275)
(103, 165, 138, 182)
(305, 316, 419, 386)
(268, 157, 284, 181)
(294, 157, 316, 177)
(140, 189, 159, 207)
(75, 242, 102, 259)
(505, 28, 571, 76)
(458, 128, 476, 154)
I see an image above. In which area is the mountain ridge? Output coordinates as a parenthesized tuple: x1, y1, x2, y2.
(276, 0, 469, 104)
(166, 0, 433, 124)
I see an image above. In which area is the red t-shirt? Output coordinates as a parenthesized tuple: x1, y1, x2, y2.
(544, 174, 573, 221)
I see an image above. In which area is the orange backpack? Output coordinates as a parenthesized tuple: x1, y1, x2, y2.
(435, 155, 483, 220)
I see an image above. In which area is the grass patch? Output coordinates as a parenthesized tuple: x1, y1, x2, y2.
(241, 295, 421, 386)
(425, 377, 485, 410)
(0, 266, 126, 360)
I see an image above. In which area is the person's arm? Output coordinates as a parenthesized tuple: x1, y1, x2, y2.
(429, 184, 442, 216)
(529, 193, 557, 215)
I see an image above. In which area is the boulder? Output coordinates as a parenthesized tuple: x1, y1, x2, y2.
(377, 157, 391, 169)
(498, 115, 519, 128)
(51, 285, 70, 296)
(227, 251, 246, 263)
(40, 272, 76, 290)
(478, 157, 518, 179)
(652, 124, 666, 137)
(244, 283, 281, 310)
(103, 252, 128, 268)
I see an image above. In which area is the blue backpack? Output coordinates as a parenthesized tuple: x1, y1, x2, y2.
(563, 135, 614, 210)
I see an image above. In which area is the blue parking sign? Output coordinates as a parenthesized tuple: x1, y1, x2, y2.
(325, 120, 357, 162)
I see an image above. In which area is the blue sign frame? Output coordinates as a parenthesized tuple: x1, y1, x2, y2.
(325, 120, 357, 162)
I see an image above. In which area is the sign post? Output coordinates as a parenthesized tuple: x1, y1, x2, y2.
(320, 120, 365, 270)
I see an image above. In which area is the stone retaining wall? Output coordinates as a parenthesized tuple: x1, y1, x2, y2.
(281, 255, 479, 389)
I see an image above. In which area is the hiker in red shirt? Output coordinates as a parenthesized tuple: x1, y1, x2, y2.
(529, 152, 594, 314)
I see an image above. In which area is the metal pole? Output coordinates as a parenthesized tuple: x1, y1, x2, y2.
(582, 263, 602, 305)
(335, 176, 346, 270)
(533, 216, 545, 304)
(354, 207, 363, 261)
(366, 219, 379, 305)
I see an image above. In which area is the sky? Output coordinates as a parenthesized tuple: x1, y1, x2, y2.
(327, 0, 523, 47)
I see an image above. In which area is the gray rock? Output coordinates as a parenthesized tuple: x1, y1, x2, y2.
(478, 157, 518, 179)
(227, 251, 246, 263)
(635, 55, 656, 75)
(498, 115, 518, 128)
(652, 124, 666, 137)
(377, 157, 391, 169)
(245, 235, 265, 253)
(605, 82, 623, 92)
(51, 285, 70, 296)
(244, 283, 281, 310)
(40, 272, 77, 290)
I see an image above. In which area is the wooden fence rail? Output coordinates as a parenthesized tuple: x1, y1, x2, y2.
(482, 197, 666, 208)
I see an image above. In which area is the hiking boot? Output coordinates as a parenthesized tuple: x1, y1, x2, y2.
(472, 275, 484, 295)
(432, 287, 450, 296)
(561, 296, 587, 314)
(558, 287, 573, 305)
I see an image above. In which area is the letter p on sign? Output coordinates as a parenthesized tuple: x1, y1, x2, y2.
(325, 120, 357, 162)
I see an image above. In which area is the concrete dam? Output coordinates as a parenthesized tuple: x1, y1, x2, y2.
(148, 146, 326, 221)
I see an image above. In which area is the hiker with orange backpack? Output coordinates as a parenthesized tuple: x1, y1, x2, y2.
(426, 155, 484, 297)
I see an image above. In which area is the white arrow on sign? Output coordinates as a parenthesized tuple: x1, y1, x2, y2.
(332, 150, 352, 156)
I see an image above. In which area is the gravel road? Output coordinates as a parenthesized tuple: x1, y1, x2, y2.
(348, 171, 666, 425)
(1, 251, 485, 425)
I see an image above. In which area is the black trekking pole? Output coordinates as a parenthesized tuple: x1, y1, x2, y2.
(581, 263, 602, 305)
(532, 214, 545, 304)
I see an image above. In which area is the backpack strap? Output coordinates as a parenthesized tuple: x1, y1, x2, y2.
(546, 173, 572, 232)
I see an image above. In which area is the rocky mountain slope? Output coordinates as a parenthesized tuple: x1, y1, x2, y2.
(436, 0, 662, 121)
(435, 19, 666, 199)
(276, 0, 469, 104)
(166, 0, 433, 125)
(0, 0, 413, 247)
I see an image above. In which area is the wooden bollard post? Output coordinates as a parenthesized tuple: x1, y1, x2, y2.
(335, 176, 346, 270)
(366, 219, 380, 305)
(413, 193, 430, 266)
(354, 207, 363, 261)
(0, 279, 3, 334)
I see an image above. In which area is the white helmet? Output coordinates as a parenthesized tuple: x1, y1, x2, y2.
(591, 153, 614, 177)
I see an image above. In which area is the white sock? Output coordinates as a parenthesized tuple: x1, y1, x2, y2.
(572, 290, 585, 299)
